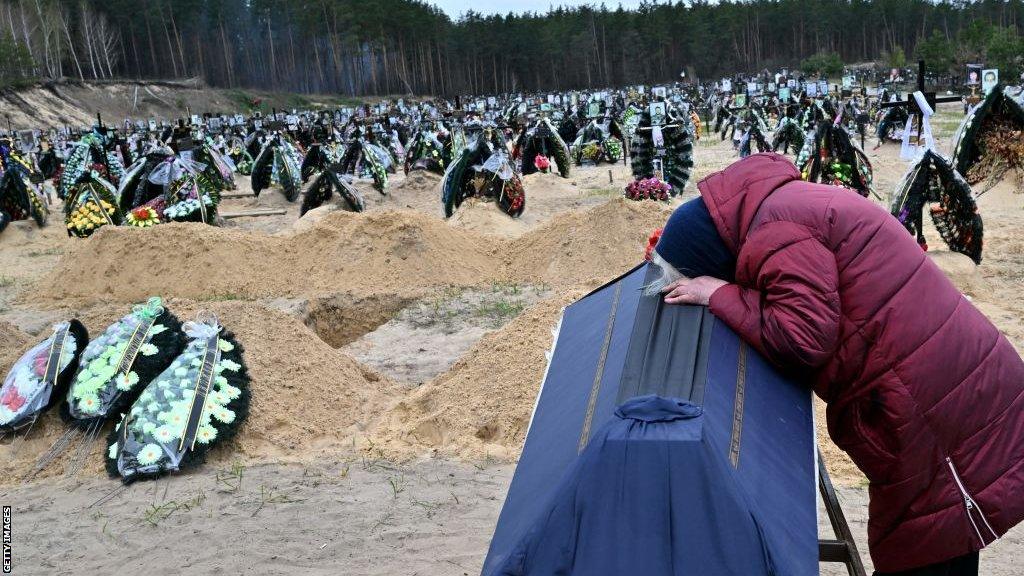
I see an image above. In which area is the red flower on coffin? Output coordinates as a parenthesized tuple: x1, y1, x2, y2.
(645, 228, 664, 261)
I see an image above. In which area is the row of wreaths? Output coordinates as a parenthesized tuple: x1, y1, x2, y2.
(703, 86, 1024, 264)
(0, 297, 249, 484)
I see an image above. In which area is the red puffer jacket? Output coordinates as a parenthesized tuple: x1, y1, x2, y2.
(703, 153, 1024, 572)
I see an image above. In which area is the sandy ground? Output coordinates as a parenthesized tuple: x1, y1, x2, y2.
(5, 460, 1021, 576)
(0, 101, 1022, 573)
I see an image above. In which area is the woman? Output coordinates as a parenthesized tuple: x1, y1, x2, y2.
(649, 153, 1024, 576)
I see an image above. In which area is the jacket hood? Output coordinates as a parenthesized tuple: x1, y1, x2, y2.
(697, 153, 801, 255)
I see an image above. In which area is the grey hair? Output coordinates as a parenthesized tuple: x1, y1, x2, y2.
(643, 250, 687, 296)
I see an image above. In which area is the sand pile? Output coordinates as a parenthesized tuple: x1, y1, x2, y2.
(31, 198, 673, 307)
(0, 317, 29, 354)
(199, 302, 398, 458)
(815, 398, 863, 484)
(0, 300, 400, 484)
(30, 223, 287, 304)
(392, 170, 442, 195)
(363, 171, 444, 215)
(286, 209, 496, 292)
(0, 320, 30, 370)
(928, 251, 991, 296)
(972, 181, 1024, 354)
(449, 198, 537, 239)
(503, 197, 670, 286)
(0, 80, 350, 130)
(371, 291, 581, 461)
(30, 209, 500, 305)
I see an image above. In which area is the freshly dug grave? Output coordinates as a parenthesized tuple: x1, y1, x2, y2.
(341, 284, 551, 386)
(301, 292, 416, 348)
(10, 192, 871, 484)
(370, 291, 583, 461)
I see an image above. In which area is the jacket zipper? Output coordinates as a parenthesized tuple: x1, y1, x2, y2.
(945, 457, 999, 546)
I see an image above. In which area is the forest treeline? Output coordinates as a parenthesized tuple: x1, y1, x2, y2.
(0, 0, 1021, 96)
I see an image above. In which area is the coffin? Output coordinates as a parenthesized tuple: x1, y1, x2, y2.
(482, 263, 817, 576)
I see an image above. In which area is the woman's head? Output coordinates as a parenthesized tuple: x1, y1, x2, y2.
(651, 196, 736, 285)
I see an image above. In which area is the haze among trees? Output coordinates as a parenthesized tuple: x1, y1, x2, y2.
(0, 0, 1021, 94)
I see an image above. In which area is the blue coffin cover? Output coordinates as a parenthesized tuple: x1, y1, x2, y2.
(482, 263, 817, 576)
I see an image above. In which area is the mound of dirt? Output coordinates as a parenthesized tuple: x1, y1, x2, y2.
(33, 223, 288, 304)
(360, 171, 444, 215)
(288, 209, 497, 292)
(815, 398, 863, 485)
(392, 170, 442, 195)
(1, 300, 399, 484)
(30, 209, 500, 305)
(205, 302, 398, 458)
(0, 319, 30, 373)
(448, 198, 536, 239)
(503, 198, 670, 287)
(371, 291, 581, 461)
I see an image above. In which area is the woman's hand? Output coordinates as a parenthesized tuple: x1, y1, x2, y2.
(662, 276, 729, 306)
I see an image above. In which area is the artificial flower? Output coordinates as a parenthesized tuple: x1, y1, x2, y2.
(195, 425, 217, 444)
(136, 443, 163, 466)
(115, 371, 140, 391)
(78, 394, 101, 414)
(1, 387, 26, 412)
(645, 228, 664, 261)
(32, 350, 48, 377)
(154, 425, 180, 443)
(126, 206, 161, 228)
(212, 407, 235, 424)
(625, 178, 673, 202)
(166, 409, 188, 428)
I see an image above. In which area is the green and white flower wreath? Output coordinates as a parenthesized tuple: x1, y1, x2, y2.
(106, 314, 250, 482)
(62, 297, 185, 429)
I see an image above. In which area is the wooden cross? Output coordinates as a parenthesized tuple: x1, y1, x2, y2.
(879, 60, 962, 144)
